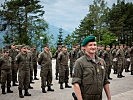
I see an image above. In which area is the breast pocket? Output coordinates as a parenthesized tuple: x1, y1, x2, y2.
(82, 66, 96, 94)
(82, 66, 94, 85)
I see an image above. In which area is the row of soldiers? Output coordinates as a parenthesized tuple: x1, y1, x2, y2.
(98, 44, 133, 79)
(54, 43, 133, 82)
(0, 44, 40, 98)
(0, 43, 73, 98)
(0, 42, 133, 98)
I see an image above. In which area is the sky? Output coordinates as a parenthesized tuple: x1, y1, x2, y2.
(0, 0, 133, 32)
(40, 0, 133, 32)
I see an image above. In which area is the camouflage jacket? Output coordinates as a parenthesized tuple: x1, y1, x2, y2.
(38, 50, 52, 69)
(15, 52, 31, 71)
(0, 56, 12, 70)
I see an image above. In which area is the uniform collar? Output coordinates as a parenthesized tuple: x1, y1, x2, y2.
(85, 54, 101, 64)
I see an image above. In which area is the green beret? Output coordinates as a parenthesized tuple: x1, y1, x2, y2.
(81, 36, 96, 46)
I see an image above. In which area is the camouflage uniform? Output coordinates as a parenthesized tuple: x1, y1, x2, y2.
(69, 47, 77, 77)
(27, 49, 34, 89)
(72, 54, 110, 100)
(111, 46, 119, 74)
(124, 47, 131, 72)
(38, 50, 54, 93)
(32, 48, 39, 80)
(102, 47, 112, 79)
(116, 47, 125, 78)
(77, 49, 85, 59)
(9, 47, 18, 86)
(0, 53, 13, 94)
(53, 49, 61, 80)
(15, 49, 31, 98)
(97, 46, 105, 58)
(58, 49, 71, 89)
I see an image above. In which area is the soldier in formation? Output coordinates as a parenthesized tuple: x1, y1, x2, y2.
(53, 45, 62, 80)
(69, 45, 78, 77)
(9, 43, 19, 86)
(0, 49, 13, 94)
(15, 45, 31, 98)
(31, 46, 39, 80)
(38, 44, 54, 93)
(57, 45, 72, 89)
(115, 44, 125, 78)
(102, 45, 112, 80)
(26, 46, 34, 89)
(77, 46, 85, 59)
(111, 45, 119, 74)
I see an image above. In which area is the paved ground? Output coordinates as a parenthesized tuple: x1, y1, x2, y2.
(0, 59, 133, 100)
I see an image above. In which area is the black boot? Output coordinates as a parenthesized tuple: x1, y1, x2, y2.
(34, 76, 39, 80)
(70, 73, 73, 78)
(2, 87, 6, 94)
(60, 84, 64, 89)
(117, 74, 122, 78)
(65, 83, 72, 88)
(13, 82, 18, 86)
(42, 88, 46, 93)
(131, 71, 133, 75)
(24, 89, 31, 96)
(47, 86, 54, 91)
(120, 73, 125, 77)
(29, 84, 33, 89)
(19, 90, 24, 98)
(55, 75, 58, 80)
(7, 87, 13, 93)
(55, 73, 58, 80)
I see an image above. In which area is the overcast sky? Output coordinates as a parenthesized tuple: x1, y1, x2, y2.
(0, 0, 133, 32)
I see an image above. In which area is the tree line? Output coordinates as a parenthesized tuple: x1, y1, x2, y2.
(0, 0, 133, 50)
(64, 0, 133, 47)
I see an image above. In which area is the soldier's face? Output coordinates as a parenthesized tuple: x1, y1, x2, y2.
(84, 42, 97, 54)
(4, 51, 9, 56)
(21, 47, 27, 53)
(11, 45, 16, 49)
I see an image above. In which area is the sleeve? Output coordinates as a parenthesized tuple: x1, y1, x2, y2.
(15, 54, 20, 64)
(0, 57, 3, 68)
(57, 53, 62, 61)
(72, 60, 82, 85)
(38, 53, 43, 65)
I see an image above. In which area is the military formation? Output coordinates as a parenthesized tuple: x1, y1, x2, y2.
(97, 44, 133, 79)
(0, 41, 133, 99)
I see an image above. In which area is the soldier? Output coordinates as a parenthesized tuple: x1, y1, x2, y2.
(15, 45, 31, 98)
(102, 45, 112, 80)
(58, 45, 72, 89)
(0, 49, 13, 94)
(130, 46, 133, 75)
(53, 45, 62, 80)
(97, 45, 105, 58)
(77, 46, 85, 59)
(31, 46, 39, 80)
(9, 43, 18, 86)
(124, 46, 131, 72)
(112, 45, 119, 74)
(72, 35, 111, 100)
(38, 44, 54, 93)
(26, 46, 34, 89)
(69, 45, 77, 77)
(116, 44, 125, 78)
